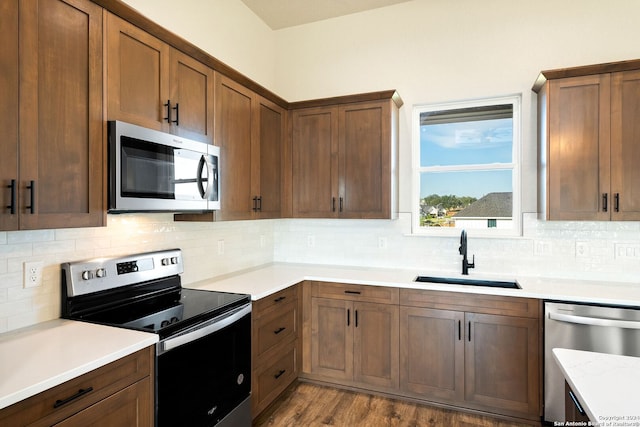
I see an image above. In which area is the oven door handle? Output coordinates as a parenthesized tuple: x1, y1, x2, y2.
(548, 311, 640, 329)
(160, 304, 251, 354)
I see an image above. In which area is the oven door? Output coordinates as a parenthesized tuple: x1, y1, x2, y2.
(156, 304, 251, 427)
(109, 120, 220, 212)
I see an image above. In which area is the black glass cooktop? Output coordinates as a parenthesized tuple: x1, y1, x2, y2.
(72, 286, 250, 338)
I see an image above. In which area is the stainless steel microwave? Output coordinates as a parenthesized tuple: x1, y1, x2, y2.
(108, 120, 220, 213)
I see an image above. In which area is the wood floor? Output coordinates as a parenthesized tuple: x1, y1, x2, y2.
(254, 382, 538, 427)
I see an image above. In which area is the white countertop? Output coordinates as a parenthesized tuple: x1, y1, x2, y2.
(553, 348, 640, 425)
(0, 319, 158, 411)
(189, 262, 640, 307)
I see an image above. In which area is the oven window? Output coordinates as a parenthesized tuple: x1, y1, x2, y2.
(121, 136, 175, 199)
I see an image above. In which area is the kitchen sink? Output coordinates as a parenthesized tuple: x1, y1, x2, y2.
(414, 276, 521, 289)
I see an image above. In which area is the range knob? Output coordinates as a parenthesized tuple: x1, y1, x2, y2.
(170, 257, 178, 265)
(95, 268, 106, 278)
(81, 270, 92, 280)
(161, 258, 170, 266)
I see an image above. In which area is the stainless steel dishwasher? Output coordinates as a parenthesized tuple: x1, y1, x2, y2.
(544, 301, 640, 423)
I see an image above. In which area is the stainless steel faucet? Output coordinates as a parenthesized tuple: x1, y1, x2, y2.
(459, 229, 475, 275)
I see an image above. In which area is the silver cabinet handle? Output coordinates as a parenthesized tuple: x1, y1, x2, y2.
(549, 311, 640, 329)
(159, 304, 251, 354)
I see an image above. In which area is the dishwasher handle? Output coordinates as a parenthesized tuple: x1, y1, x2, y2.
(548, 311, 640, 330)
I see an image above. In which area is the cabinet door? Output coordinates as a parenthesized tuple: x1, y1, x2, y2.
(255, 97, 285, 219)
(353, 301, 399, 389)
(611, 70, 640, 220)
(0, 0, 18, 230)
(54, 378, 153, 427)
(169, 49, 214, 144)
(19, 0, 104, 229)
(106, 12, 170, 131)
(465, 313, 540, 418)
(310, 297, 352, 381)
(548, 75, 611, 220)
(339, 101, 391, 218)
(292, 107, 339, 218)
(400, 307, 464, 402)
(215, 74, 254, 220)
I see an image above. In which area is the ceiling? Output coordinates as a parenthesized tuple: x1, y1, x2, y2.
(240, 0, 412, 30)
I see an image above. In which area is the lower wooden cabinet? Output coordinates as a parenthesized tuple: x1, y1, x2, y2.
(301, 283, 542, 422)
(304, 282, 399, 392)
(400, 306, 464, 402)
(399, 289, 542, 421)
(0, 347, 154, 427)
(251, 285, 300, 418)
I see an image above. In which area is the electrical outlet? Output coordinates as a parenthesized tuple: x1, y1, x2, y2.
(307, 235, 316, 248)
(260, 235, 266, 248)
(378, 237, 388, 249)
(217, 240, 225, 255)
(23, 261, 44, 288)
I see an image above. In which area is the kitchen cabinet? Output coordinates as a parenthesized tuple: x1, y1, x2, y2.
(214, 74, 286, 220)
(0, 0, 104, 231)
(303, 282, 399, 391)
(400, 306, 464, 402)
(0, 347, 154, 426)
(0, 0, 19, 231)
(291, 92, 401, 219)
(106, 12, 214, 144)
(534, 60, 640, 220)
(399, 289, 542, 421)
(252, 285, 300, 418)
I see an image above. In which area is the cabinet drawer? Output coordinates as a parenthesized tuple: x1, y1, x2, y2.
(254, 300, 297, 358)
(253, 285, 298, 317)
(0, 347, 153, 427)
(400, 289, 540, 318)
(252, 344, 297, 415)
(311, 281, 399, 304)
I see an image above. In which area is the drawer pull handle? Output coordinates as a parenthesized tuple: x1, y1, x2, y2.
(53, 387, 94, 408)
(568, 389, 586, 416)
(274, 296, 286, 303)
(274, 327, 286, 334)
(344, 290, 361, 295)
(274, 369, 286, 379)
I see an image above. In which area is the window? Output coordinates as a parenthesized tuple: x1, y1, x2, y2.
(412, 95, 521, 236)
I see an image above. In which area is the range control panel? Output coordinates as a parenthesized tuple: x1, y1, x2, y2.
(62, 249, 184, 297)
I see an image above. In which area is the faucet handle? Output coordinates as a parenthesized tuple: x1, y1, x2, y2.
(468, 254, 475, 269)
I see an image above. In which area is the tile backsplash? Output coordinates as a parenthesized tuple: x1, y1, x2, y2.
(273, 213, 640, 282)
(0, 214, 274, 333)
(2, 212, 640, 333)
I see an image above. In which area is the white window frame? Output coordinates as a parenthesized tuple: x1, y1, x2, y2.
(411, 94, 522, 237)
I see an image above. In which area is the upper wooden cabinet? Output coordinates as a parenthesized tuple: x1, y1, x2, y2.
(534, 60, 640, 220)
(215, 74, 286, 220)
(106, 13, 214, 144)
(291, 92, 402, 219)
(0, 0, 19, 231)
(0, 0, 104, 231)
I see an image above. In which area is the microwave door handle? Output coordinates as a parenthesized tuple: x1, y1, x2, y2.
(196, 155, 213, 199)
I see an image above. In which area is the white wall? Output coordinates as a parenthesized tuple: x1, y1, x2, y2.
(120, 0, 278, 89)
